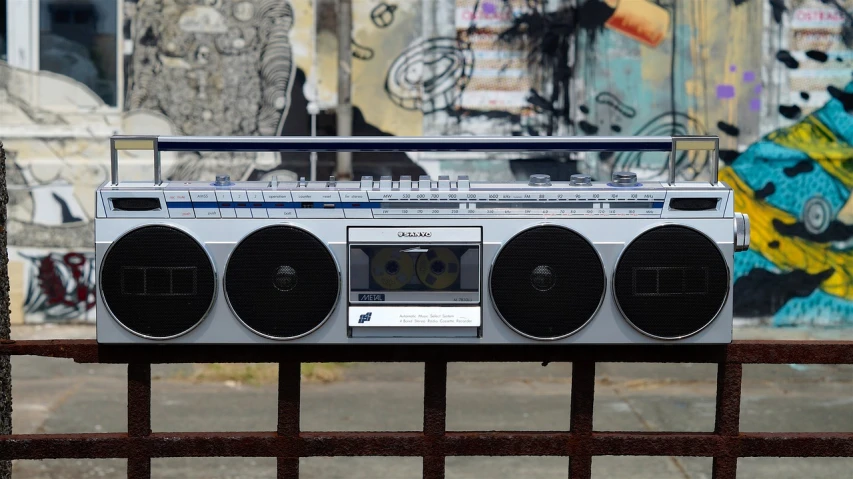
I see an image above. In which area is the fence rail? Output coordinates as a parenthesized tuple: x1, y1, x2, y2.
(1, 339, 851, 478)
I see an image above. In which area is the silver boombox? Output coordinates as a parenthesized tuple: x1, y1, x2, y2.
(95, 135, 749, 344)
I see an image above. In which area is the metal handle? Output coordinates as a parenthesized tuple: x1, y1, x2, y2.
(110, 135, 720, 185)
(110, 136, 162, 186)
(669, 136, 720, 186)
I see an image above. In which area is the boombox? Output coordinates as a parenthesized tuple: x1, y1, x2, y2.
(95, 135, 749, 344)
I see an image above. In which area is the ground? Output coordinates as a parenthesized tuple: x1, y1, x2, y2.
(7, 325, 853, 479)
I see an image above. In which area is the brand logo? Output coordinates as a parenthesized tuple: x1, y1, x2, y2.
(398, 231, 432, 237)
(358, 312, 372, 324)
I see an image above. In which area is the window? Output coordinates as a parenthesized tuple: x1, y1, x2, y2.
(39, 0, 118, 105)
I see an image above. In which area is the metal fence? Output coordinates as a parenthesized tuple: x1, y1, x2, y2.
(0, 339, 851, 478)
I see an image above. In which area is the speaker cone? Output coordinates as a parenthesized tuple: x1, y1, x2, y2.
(100, 225, 216, 339)
(614, 225, 729, 339)
(225, 225, 339, 339)
(490, 225, 605, 339)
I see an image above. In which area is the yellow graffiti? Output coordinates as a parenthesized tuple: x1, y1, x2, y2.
(767, 114, 853, 189)
(721, 167, 853, 299)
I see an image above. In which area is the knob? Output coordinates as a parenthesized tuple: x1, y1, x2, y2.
(399, 175, 412, 190)
(215, 174, 231, 186)
(438, 175, 450, 190)
(528, 174, 552, 186)
(457, 175, 470, 190)
(360, 175, 374, 190)
(611, 171, 637, 187)
(570, 174, 592, 186)
(328, 175, 337, 187)
(298, 176, 307, 188)
(419, 175, 431, 190)
(270, 175, 279, 189)
(380, 176, 392, 190)
(735, 213, 750, 252)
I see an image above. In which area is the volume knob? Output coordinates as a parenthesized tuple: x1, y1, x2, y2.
(215, 174, 231, 186)
(570, 174, 592, 186)
(611, 171, 638, 187)
(528, 174, 552, 186)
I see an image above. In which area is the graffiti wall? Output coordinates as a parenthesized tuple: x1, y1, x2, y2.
(1, 0, 852, 326)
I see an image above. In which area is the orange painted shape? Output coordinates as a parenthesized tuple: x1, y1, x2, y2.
(604, 0, 671, 48)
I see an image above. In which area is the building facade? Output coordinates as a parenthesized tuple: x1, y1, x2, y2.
(1, 0, 852, 326)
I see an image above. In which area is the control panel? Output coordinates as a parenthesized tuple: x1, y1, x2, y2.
(98, 171, 731, 220)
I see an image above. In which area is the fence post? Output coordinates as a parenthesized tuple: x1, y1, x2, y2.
(127, 363, 152, 478)
(0, 141, 12, 479)
(569, 361, 595, 479)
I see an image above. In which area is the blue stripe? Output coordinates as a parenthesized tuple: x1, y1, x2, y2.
(167, 202, 381, 209)
(653, 202, 664, 208)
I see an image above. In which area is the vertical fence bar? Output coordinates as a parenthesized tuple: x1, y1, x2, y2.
(712, 361, 742, 479)
(423, 361, 448, 479)
(278, 362, 301, 479)
(569, 361, 595, 479)
(127, 363, 151, 479)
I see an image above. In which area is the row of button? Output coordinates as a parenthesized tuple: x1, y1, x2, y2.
(166, 189, 666, 203)
(168, 208, 374, 219)
(360, 175, 471, 191)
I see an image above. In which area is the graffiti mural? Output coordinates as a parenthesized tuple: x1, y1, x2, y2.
(125, 0, 298, 182)
(17, 250, 96, 322)
(1, 0, 852, 327)
(724, 80, 853, 326)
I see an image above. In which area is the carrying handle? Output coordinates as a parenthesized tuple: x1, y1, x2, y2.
(109, 135, 720, 186)
(110, 136, 162, 186)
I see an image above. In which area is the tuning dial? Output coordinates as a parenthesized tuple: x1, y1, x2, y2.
(570, 174, 592, 186)
(735, 213, 750, 252)
(611, 171, 637, 187)
(215, 174, 231, 186)
(528, 174, 552, 186)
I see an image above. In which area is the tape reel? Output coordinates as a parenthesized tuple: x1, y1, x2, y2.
(416, 248, 460, 290)
(371, 248, 414, 290)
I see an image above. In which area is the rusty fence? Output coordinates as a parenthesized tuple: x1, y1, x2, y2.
(0, 339, 852, 478)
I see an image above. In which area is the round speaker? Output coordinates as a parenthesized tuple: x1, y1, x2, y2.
(490, 225, 605, 340)
(100, 225, 216, 339)
(225, 225, 339, 339)
(614, 225, 729, 339)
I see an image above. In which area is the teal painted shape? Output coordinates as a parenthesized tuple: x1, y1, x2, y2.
(733, 249, 780, 281)
(773, 288, 853, 327)
(576, 23, 698, 162)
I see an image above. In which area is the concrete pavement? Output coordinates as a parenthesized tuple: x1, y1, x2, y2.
(7, 324, 853, 478)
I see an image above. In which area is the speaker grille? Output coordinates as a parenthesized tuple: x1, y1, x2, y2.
(491, 226, 604, 339)
(225, 226, 339, 339)
(100, 225, 216, 339)
(614, 225, 729, 339)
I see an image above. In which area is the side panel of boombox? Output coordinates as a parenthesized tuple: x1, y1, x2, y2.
(95, 218, 734, 344)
